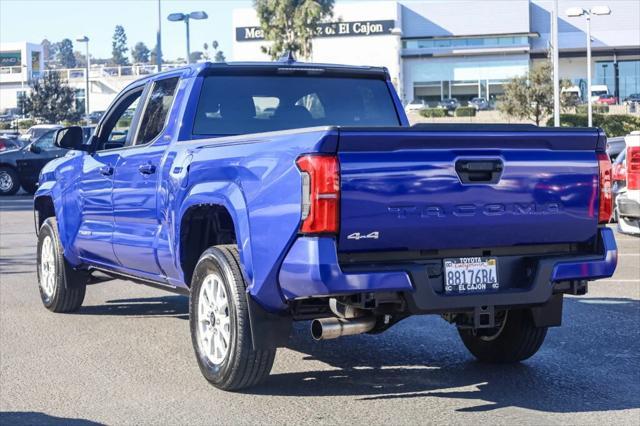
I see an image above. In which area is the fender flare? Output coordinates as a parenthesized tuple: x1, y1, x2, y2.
(177, 181, 254, 286)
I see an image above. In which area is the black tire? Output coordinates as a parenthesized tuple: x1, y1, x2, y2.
(0, 166, 20, 196)
(21, 182, 38, 195)
(37, 218, 87, 312)
(458, 309, 547, 363)
(189, 245, 276, 391)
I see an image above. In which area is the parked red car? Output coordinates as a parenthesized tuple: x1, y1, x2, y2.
(597, 94, 618, 105)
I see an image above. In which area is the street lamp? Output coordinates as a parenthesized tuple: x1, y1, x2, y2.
(167, 11, 208, 64)
(76, 36, 90, 123)
(566, 5, 611, 127)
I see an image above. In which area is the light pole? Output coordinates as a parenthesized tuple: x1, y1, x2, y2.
(157, 0, 162, 72)
(566, 5, 611, 127)
(551, 0, 560, 127)
(76, 36, 90, 122)
(20, 64, 27, 118)
(167, 11, 208, 64)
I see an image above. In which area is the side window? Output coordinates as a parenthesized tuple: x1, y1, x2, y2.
(96, 88, 143, 151)
(34, 131, 56, 150)
(134, 77, 179, 146)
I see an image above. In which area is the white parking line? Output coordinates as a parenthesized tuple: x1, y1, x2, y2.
(597, 279, 640, 283)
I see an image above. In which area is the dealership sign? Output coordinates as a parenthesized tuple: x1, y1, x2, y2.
(236, 20, 395, 41)
(0, 51, 21, 67)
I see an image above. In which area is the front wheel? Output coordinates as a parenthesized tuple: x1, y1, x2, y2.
(189, 245, 276, 391)
(458, 309, 547, 363)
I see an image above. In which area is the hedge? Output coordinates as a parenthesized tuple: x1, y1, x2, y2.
(0, 122, 11, 130)
(576, 104, 609, 114)
(419, 108, 447, 118)
(546, 113, 640, 137)
(454, 106, 476, 117)
(18, 119, 36, 129)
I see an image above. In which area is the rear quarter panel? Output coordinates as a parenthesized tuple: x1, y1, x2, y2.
(163, 128, 339, 311)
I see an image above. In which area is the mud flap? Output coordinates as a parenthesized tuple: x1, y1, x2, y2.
(530, 293, 563, 327)
(246, 294, 292, 350)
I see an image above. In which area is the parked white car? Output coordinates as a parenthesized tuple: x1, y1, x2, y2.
(616, 131, 640, 235)
(18, 124, 63, 144)
(404, 99, 426, 113)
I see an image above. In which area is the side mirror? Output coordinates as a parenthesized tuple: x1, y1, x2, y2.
(54, 126, 85, 150)
(29, 143, 42, 154)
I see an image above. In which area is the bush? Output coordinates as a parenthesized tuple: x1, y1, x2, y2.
(454, 106, 476, 117)
(0, 122, 11, 130)
(116, 117, 132, 129)
(419, 108, 447, 118)
(60, 120, 83, 127)
(18, 119, 36, 129)
(576, 104, 609, 114)
(546, 114, 640, 137)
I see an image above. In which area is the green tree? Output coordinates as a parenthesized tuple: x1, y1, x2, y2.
(214, 50, 226, 62)
(498, 61, 570, 126)
(111, 25, 129, 65)
(254, 0, 334, 60)
(150, 44, 160, 65)
(56, 39, 76, 68)
(41, 38, 57, 68)
(132, 42, 151, 63)
(24, 72, 81, 123)
(73, 51, 87, 67)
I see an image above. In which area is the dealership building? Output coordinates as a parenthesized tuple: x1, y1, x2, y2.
(232, 0, 640, 105)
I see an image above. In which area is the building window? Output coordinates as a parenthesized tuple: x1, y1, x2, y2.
(404, 35, 528, 50)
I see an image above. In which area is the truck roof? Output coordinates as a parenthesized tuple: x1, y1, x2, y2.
(130, 60, 389, 88)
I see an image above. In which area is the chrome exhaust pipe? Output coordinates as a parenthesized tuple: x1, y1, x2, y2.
(311, 316, 376, 340)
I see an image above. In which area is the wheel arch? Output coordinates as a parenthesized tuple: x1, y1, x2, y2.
(177, 182, 253, 288)
(34, 195, 56, 233)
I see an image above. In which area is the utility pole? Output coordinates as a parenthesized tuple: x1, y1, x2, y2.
(566, 5, 611, 127)
(157, 0, 163, 72)
(552, 0, 560, 127)
(586, 12, 592, 126)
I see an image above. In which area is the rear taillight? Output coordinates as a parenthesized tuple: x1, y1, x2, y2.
(627, 146, 640, 190)
(597, 152, 612, 223)
(612, 162, 626, 182)
(296, 154, 340, 234)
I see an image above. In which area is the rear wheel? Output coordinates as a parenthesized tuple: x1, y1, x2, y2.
(37, 218, 87, 312)
(0, 167, 20, 196)
(458, 309, 547, 363)
(189, 245, 276, 391)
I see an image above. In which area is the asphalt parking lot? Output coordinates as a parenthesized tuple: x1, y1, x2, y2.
(1, 194, 639, 425)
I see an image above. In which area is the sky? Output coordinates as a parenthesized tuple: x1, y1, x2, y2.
(0, 0, 253, 62)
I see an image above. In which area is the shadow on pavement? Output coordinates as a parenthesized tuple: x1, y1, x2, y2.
(0, 412, 103, 425)
(39, 291, 640, 413)
(250, 296, 640, 414)
(76, 295, 189, 320)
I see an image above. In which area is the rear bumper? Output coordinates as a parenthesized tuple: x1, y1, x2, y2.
(278, 228, 617, 312)
(618, 195, 640, 218)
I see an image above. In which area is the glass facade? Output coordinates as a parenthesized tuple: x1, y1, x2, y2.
(403, 35, 529, 50)
(595, 60, 640, 101)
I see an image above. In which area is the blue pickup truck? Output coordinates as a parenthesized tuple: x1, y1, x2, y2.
(34, 59, 617, 391)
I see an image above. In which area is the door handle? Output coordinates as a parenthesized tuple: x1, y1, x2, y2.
(455, 159, 503, 184)
(99, 165, 114, 176)
(138, 163, 156, 175)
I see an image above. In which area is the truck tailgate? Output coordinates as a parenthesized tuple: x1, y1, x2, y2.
(337, 126, 604, 253)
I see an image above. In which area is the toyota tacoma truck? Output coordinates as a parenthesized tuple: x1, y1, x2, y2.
(34, 59, 617, 391)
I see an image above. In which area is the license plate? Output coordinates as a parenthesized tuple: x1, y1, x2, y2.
(443, 257, 498, 294)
